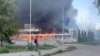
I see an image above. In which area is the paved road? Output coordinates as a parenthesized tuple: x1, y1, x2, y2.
(53, 45, 100, 56)
(12, 40, 57, 46)
(1, 40, 100, 56)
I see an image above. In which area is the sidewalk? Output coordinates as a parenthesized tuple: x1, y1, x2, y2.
(0, 46, 67, 56)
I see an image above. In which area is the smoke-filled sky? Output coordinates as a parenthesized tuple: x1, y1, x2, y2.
(73, 0, 100, 30)
(16, 0, 78, 32)
(16, 0, 100, 31)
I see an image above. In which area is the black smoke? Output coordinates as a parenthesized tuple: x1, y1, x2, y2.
(16, 0, 77, 32)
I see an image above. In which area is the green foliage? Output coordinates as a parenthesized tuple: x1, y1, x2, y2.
(77, 29, 95, 43)
(0, 0, 19, 46)
(0, 44, 55, 54)
(6, 45, 25, 50)
(66, 46, 76, 51)
(0, 18, 19, 45)
(6, 45, 25, 52)
(83, 31, 87, 42)
(78, 30, 82, 42)
(38, 44, 55, 50)
(0, 47, 9, 53)
(81, 31, 87, 42)
(81, 30, 84, 42)
(77, 30, 88, 42)
(0, 0, 17, 17)
(87, 31, 95, 42)
(0, 45, 25, 53)
(94, 0, 100, 14)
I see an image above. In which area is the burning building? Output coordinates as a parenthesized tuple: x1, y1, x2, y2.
(11, 0, 78, 42)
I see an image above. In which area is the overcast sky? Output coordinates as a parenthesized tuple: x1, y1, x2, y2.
(73, 0, 100, 30)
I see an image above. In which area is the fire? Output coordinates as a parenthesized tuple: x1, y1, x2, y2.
(22, 32, 56, 41)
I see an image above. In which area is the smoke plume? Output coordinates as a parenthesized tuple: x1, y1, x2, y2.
(16, 0, 78, 32)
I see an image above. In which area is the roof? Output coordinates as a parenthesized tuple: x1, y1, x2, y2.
(19, 29, 40, 32)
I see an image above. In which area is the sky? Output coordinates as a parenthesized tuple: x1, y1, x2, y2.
(73, 0, 100, 30)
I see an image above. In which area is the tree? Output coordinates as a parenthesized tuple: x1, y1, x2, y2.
(81, 30, 84, 42)
(82, 31, 87, 42)
(0, 0, 18, 46)
(87, 31, 95, 42)
(84, 31, 87, 42)
(94, 0, 100, 14)
(91, 31, 95, 42)
(77, 30, 88, 42)
(0, 0, 16, 17)
(77, 30, 82, 42)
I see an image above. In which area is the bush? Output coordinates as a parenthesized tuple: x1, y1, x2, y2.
(0, 47, 9, 53)
(56, 49, 63, 53)
(38, 44, 55, 50)
(66, 46, 76, 51)
(43, 54, 52, 56)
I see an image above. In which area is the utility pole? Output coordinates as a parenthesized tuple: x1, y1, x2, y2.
(61, 4, 65, 44)
(29, 0, 32, 43)
(27, 0, 33, 51)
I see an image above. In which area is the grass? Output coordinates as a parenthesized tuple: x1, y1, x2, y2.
(38, 44, 56, 50)
(0, 44, 55, 53)
(6, 45, 26, 52)
(0, 47, 9, 53)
